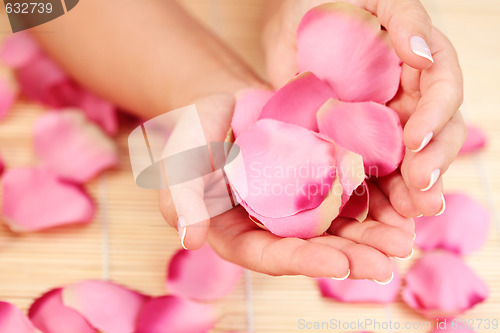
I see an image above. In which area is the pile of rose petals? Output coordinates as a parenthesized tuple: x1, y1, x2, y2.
(0, 32, 120, 233)
(227, 2, 404, 238)
(0, 245, 243, 333)
(0, 32, 118, 135)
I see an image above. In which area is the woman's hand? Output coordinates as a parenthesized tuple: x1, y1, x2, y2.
(159, 93, 414, 281)
(263, 0, 467, 217)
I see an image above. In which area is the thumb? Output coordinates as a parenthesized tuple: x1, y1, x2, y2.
(369, 0, 434, 69)
(160, 182, 210, 251)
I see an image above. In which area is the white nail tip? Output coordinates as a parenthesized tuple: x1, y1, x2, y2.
(394, 248, 414, 261)
(421, 169, 440, 192)
(411, 132, 434, 153)
(436, 193, 446, 216)
(410, 36, 434, 63)
(178, 216, 188, 250)
(332, 269, 350, 280)
(372, 272, 394, 285)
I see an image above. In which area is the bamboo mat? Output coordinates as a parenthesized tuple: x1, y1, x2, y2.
(1, 0, 500, 332)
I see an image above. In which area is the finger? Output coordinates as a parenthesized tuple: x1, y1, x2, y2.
(361, 0, 433, 68)
(309, 235, 393, 281)
(366, 180, 415, 235)
(406, 112, 467, 191)
(377, 171, 421, 218)
(208, 207, 350, 278)
(159, 185, 210, 251)
(403, 28, 464, 152)
(328, 217, 413, 258)
(400, 152, 446, 216)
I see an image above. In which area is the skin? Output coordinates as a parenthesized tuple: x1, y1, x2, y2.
(263, 0, 467, 218)
(27, 0, 468, 280)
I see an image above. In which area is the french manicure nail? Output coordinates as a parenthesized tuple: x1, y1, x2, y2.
(421, 169, 440, 191)
(436, 193, 446, 216)
(410, 36, 434, 63)
(372, 272, 394, 285)
(177, 216, 188, 250)
(411, 132, 433, 153)
(394, 248, 414, 261)
(331, 269, 350, 280)
(413, 233, 416, 241)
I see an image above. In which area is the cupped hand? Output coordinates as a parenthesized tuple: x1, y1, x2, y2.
(159, 93, 414, 280)
(263, 0, 467, 218)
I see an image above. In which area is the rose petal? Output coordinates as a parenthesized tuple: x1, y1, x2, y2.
(0, 155, 5, 177)
(231, 89, 273, 138)
(318, 266, 401, 303)
(79, 91, 119, 135)
(414, 193, 489, 255)
(459, 125, 487, 155)
(317, 99, 404, 176)
(135, 295, 216, 333)
(259, 72, 335, 131)
(0, 301, 39, 333)
(225, 119, 343, 238)
(0, 79, 16, 121)
(167, 245, 243, 301)
(28, 288, 97, 333)
(335, 145, 365, 205)
(2, 167, 95, 232)
(34, 110, 118, 183)
(339, 181, 369, 222)
(402, 251, 489, 319)
(0, 32, 41, 69)
(62, 280, 149, 333)
(297, 2, 401, 103)
(16, 55, 68, 107)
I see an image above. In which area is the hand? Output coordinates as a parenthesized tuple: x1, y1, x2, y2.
(263, 0, 467, 217)
(159, 93, 414, 280)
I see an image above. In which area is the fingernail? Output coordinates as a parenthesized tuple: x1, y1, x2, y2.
(416, 214, 424, 217)
(372, 272, 394, 285)
(413, 233, 416, 241)
(421, 169, 440, 191)
(331, 269, 350, 281)
(436, 193, 446, 216)
(411, 132, 433, 153)
(410, 36, 434, 63)
(177, 216, 188, 250)
(394, 248, 414, 261)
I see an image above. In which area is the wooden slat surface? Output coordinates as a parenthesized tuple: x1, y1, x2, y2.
(1, 1, 499, 332)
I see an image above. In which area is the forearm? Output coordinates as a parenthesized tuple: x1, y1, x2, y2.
(32, 0, 263, 117)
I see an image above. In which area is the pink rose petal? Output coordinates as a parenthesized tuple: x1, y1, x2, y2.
(402, 251, 489, 319)
(0, 155, 4, 177)
(0, 32, 41, 69)
(339, 181, 369, 222)
(34, 110, 118, 183)
(135, 295, 216, 333)
(79, 91, 119, 135)
(2, 167, 95, 232)
(231, 89, 273, 138)
(0, 79, 16, 121)
(459, 125, 487, 155)
(62, 280, 149, 333)
(167, 245, 243, 301)
(28, 288, 97, 333)
(414, 193, 489, 255)
(297, 2, 401, 103)
(259, 72, 335, 131)
(318, 266, 401, 303)
(0, 301, 39, 333)
(226, 119, 344, 238)
(16, 55, 68, 107)
(317, 99, 404, 176)
(335, 145, 365, 206)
